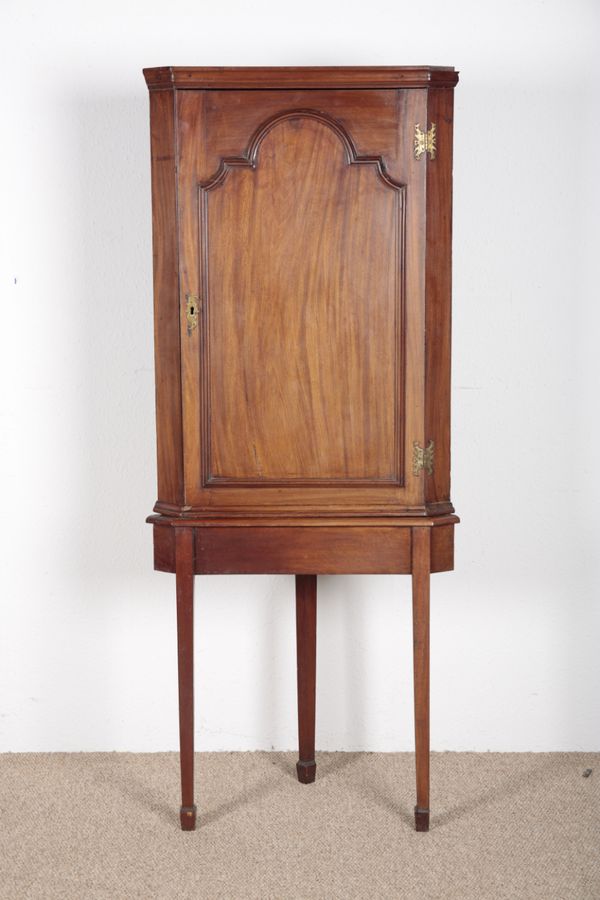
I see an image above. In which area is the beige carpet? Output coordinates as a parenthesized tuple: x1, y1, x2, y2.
(1, 752, 598, 900)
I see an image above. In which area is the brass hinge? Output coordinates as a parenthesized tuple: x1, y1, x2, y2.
(185, 293, 200, 335)
(413, 440, 434, 476)
(414, 123, 436, 161)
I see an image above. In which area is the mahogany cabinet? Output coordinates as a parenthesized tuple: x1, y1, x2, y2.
(143, 66, 459, 832)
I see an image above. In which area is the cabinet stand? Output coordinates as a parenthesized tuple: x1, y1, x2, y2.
(152, 514, 456, 833)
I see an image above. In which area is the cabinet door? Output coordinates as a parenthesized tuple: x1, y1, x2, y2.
(176, 89, 427, 516)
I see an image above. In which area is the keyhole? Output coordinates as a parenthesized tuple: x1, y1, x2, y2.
(189, 305, 195, 316)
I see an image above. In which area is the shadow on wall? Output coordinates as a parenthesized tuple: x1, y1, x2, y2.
(71, 91, 155, 584)
(31, 91, 161, 750)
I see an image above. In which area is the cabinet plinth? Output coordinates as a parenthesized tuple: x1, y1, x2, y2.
(145, 65, 459, 832)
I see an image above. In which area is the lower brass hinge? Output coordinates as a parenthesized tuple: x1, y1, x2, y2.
(413, 440, 434, 476)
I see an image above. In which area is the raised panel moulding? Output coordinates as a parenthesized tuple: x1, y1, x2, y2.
(196, 110, 406, 486)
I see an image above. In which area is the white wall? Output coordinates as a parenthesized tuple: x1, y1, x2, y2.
(1, 0, 599, 753)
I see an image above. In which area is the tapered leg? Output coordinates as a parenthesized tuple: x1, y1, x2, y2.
(296, 574, 317, 784)
(412, 527, 431, 832)
(175, 528, 196, 830)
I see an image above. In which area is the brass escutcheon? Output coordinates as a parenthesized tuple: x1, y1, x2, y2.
(186, 294, 199, 335)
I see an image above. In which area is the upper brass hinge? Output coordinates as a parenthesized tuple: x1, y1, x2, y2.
(413, 440, 434, 476)
(414, 123, 436, 161)
(185, 293, 200, 335)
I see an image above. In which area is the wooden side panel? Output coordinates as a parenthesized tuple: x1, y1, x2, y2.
(196, 526, 412, 574)
(424, 89, 454, 510)
(430, 524, 454, 573)
(153, 522, 175, 572)
(148, 90, 184, 509)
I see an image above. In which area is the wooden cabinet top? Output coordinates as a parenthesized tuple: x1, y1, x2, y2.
(143, 66, 459, 91)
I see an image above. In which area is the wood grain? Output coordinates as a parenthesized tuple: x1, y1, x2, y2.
(195, 526, 412, 574)
(148, 89, 184, 510)
(203, 112, 404, 483)
(425, 88, 455, 511)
